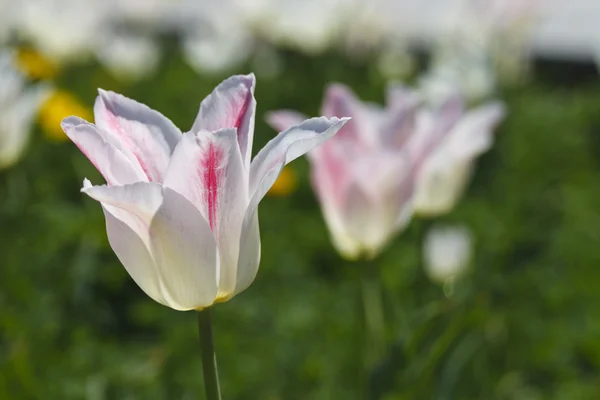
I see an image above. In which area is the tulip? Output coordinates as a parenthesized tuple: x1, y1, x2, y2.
(61, 74, 348, 311)
(423, 224, 472, 285)
(0, 50, 50, 169)
(413, 101, 505, 216)
(267, 83, 461, 260)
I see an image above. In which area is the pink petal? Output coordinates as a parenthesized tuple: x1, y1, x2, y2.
(61, 117, 147, 186)
(322, 84, 364, 143)
(386, 83, 420, 109)
(192, 74, 256, 168)
(94, 89, 182, 183)
(163, 128, 247, 297)
(409, 96, 465, 170)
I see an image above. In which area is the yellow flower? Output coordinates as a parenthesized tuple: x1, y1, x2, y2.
(39, 91, 92, 141)
(15, 48, 59, 80)
(268, 166, 297, 197)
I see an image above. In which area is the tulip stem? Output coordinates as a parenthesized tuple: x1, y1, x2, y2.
(197, 308, 222, 400)
(361, 261, 386, 370)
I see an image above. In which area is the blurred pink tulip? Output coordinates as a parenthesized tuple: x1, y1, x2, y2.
(61, 74, 349, 310)
(267, 84, 463, 260)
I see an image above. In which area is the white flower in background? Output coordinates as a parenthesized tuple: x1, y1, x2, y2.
(243, 0, 347, 54)
(424, 224, 472, 285)
(15, 0, 112, 63)
(111, 0, 177, 30)
(95, 33, 161, 81)
(419, 45, 497, 104)
(0, 1, 18, 44)
(0, 51, 50, 169)
(342, 0, 389, 57)
(413, 100, 505, 216)
(175, 0, 254, 73)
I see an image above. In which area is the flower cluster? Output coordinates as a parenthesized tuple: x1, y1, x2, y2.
(0, 0, 540, 82)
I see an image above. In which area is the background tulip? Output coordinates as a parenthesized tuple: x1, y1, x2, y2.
(0, 51, 49, 169)
(61, 74, 348, 311)
(423, 224, 473, 285)
(267, 84, 461, 260)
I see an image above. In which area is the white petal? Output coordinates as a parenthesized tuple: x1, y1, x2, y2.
(414, 159, 473, 216)
(102, 205, 173, 308)
(81, 180, 179, 307)
(249, 116, 349, 197)
(163, 128, 247, 297)
(149, 188, 219, 310)
(0, 83, 50, 169)
(94, 89, 182, 182)
(61, 117, 147, 185)
(445, 101, 505, 160)
(233, 212, 260, 296)
(81, 181, 163, 225)
(192, 74, 256, 168)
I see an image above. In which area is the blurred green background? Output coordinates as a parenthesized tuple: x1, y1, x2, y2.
(2, 46, 600, 400)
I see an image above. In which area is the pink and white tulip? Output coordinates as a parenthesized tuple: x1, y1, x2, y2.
(267, 84, 461, 260)
(61, 74, 348, 311)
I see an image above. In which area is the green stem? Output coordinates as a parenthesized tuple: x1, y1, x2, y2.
(361, 259, 386, 370)
(197, 308, 222, 400)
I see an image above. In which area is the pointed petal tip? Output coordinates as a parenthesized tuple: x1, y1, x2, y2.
(81, 178, 93, 192)
(61, 116, 91, 130)
(226, 73, 256, 90)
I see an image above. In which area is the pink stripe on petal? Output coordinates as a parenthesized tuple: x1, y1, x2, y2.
(193, 74, 256, 168)
(199, 142, 224, 232)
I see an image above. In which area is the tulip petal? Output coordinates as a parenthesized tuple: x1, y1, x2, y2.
(102, 206, 173, 308)
(234, 117, 349, 294)
(379, 105, 417, 149)
(94, 89, 182, 182)
(308, 141, 358, 258)
(192, 74, 256, 168)
(81, 180, 163, 225)
(322, 84, 366, 144)
(414, 159, 473, 216)
(342, 154, 415, 258)
(386, 83, 420, 109)
(233, 213, 260, 296)
(249, 116, 349, 197)
(61, 117, 147, 185)
(163, 128, 247, 297)
(149, 188, 220, 310)
(409, 96, 465, 169)
(0, 83, 50, 169)
(446, 102, 505, 160)
(81, 180, 175, 308)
